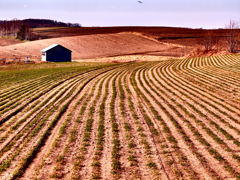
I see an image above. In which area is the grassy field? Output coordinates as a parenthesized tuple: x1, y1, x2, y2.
(0, 55, 240, 180)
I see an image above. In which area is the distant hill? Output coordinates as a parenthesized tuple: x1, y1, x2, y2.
(0, 19, 81, 40)
(0, 33, 183, 61)
(21, 19, 81, 28)
(0, 19, 81, 28)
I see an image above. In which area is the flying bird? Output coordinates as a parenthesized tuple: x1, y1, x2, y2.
(138, 1, 143, 4)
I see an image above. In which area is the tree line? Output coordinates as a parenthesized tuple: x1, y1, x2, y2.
(0, 19, 81, 40)
(200, 20, 239, 53)
(0, 19, 21, 37)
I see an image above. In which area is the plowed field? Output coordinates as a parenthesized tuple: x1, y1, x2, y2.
(0, 55, 240, 180)
(0, 33, 180, 61)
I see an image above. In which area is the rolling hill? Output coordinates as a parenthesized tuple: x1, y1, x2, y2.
(0, 32, 186, 61)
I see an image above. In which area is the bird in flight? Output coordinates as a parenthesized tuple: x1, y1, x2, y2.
(138, 1, 143, 4)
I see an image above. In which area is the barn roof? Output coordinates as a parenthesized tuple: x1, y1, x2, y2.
(41, 44, 71, 52)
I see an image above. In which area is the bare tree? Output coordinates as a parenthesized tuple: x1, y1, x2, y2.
(201, 31, 219, 52)
(1, 18, 81, 39)
(0, 19, 22, 37)
(225, 20, 239, 53)
(17, 24, 31, 40)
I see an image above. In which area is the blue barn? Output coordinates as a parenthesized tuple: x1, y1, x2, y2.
(41, 44, 72, 62)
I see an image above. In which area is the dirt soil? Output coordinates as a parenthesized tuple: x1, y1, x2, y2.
(0, 37, 22, 47)
(1, 26, 238, 63)
(0, 33, 189, 61)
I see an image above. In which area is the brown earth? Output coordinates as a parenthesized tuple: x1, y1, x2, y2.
(1, 26, 238, 63)
(31, 26, 235, 53)
(0, 32, 189, 61)
(0, 37, 22, 47)
(31, 26, 229, 40)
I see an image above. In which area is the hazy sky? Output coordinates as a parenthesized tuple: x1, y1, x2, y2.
(0, 0, 239, 28)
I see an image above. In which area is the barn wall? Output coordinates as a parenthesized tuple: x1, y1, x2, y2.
(41, 52, 46, 61)
(46, 46, 71, 62)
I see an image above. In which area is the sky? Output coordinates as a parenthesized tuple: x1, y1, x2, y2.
(0, 0, 239, 28)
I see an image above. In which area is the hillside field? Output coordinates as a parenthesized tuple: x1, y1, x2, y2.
(1, 26, 236, 62)
(0, 33, 186, 61)
(0, 55, 240, 179)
